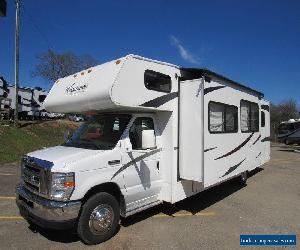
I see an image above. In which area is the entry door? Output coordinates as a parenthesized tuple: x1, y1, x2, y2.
(122, 116, 162, 211)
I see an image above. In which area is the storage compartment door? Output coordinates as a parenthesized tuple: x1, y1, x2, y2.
(179, 79, 203, 182)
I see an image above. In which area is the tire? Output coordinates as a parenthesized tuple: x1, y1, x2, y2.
(238, 171, 248, 185)
(77, 192, 120, 245)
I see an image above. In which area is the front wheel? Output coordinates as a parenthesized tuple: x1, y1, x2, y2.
(77, 192, 120, 245)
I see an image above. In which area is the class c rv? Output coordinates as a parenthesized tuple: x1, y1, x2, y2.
(16, 55, 270, 245)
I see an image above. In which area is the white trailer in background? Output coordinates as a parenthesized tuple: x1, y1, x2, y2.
(0, 77, 11, 119)
(16, 55, 270, 245)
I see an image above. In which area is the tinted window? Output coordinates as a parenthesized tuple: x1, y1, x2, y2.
(209, 102, 238, 133)
(144, 70, 171, 93)
(240, 100, 259, 132)
(129, 117, 155, 149)
(261, 111, 265, 127)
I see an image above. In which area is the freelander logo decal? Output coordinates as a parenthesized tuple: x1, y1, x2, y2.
(65, 82, 88, 95)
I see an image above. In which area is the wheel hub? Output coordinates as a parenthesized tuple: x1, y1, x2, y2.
(89, 204, 114, 235)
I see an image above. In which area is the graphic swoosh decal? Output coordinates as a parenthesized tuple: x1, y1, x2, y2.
(256, 152, 261, 158)
(140, 92, 178, 108)
(221, 158, 246, 178)
(252, 134, 261, 145)
(111, 148, 161, 180)
(214, 133, 254, 160)
(204, 86, 225, 95)
(261, 136, 271, 142)
(204, 147, 217, 152)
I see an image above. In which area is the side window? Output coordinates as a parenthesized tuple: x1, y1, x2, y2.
(261, 111, 265, 127)
(144, 70, 171, 93)
(209, 102, 238, 133)
(129, 117, 155, 149)
(240, 100, 259, 132)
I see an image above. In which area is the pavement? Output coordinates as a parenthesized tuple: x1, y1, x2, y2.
(0, 144, 299, 249)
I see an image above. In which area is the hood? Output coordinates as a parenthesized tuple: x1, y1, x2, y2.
(27, 145, 102, 167)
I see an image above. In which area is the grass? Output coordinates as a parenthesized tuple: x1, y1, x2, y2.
(0, 120, 79, 164)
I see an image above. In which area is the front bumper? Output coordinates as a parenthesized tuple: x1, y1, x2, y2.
(16, 184, 81, 229)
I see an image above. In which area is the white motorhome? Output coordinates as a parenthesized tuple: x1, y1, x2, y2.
(16, 55, 270, 245)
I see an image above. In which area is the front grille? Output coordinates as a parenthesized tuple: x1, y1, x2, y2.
(22, 159, 50, 197)
(23, 163, 41, 193)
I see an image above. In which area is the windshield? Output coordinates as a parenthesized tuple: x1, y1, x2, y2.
(63, 114, 131, 150)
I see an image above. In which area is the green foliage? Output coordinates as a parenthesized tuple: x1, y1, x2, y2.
(0, 121, 79, 164)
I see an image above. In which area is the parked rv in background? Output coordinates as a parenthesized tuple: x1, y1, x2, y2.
(0, 76, 64, 120)
(278, 119, 300, 145)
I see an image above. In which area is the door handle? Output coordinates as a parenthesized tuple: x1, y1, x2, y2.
(156, 161, 160, 170)
(108, 160, 120, 165)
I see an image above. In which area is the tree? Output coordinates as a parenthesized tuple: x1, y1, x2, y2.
(32, 49, 98, 82)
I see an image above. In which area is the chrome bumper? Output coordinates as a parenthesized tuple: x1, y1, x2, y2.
(16, 184, 81, 223)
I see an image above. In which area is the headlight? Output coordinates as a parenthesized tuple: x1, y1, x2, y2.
(50, 172, 75, 201)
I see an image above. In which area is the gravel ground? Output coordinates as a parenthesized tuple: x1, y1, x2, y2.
(0, 143, 299, 250)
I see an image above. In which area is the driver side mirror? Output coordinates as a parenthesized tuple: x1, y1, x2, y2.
(141, 130, 156, 150)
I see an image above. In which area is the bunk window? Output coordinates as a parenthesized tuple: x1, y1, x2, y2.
(261, 111, 265, 127)
(209, 101, 238, 133)
(240, 100, 259, 132)
(144, 70, 171, 93)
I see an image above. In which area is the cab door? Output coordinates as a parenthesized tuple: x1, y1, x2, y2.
(121, 115, 162, 211)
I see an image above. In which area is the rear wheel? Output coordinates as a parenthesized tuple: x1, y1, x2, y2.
(77, 192, 120, 245)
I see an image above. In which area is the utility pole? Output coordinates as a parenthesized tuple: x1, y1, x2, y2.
(14, 0, 20, 126)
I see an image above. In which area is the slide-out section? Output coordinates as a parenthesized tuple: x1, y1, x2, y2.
(178, 79, 204, 182)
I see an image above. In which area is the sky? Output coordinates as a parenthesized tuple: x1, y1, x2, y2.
(0, 0, 299, 104)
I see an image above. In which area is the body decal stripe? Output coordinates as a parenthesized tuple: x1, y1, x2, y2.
(221, 158, 246, 178)
(256, 152, 262, 158)
(204, 147, 217, 152)
(140, 92, 178, 108)
(214, 133, 254, 160)
(111, 148, 161, 180)
(261, 136, 271, 142)
(204, 86, 225, 95)
(252, 134, 261, 145)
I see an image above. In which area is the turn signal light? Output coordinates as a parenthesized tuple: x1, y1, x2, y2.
(64, 181, 75, 188)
